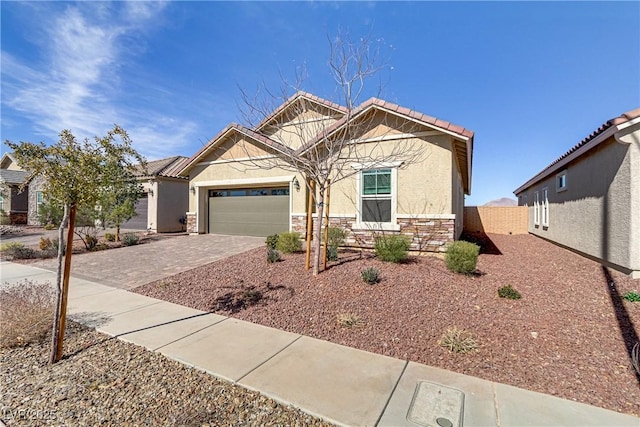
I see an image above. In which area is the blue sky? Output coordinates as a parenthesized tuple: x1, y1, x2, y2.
(1, 1, 638, 205)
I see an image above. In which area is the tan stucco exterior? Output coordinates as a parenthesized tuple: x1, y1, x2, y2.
(181, 93, 473, 247)
(515, 121, 640, 278)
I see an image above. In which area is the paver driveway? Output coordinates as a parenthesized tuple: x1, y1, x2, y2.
(31, 234, 264, 290)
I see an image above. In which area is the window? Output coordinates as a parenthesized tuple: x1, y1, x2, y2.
(534, 191, 540, 226)
(361, 169, 392, 223)
(542, 187, 549, 227)
(556, 171, 567, 192)
(523, 194, 528, 207)
(0, 194, 4, 212)
(36, 191, 44, 214)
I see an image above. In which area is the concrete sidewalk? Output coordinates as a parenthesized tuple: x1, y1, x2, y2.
(2, 261, 639, 427)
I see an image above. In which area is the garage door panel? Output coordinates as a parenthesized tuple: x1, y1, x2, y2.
(121, 195, 148, 230)
(209, 190, 289, 237)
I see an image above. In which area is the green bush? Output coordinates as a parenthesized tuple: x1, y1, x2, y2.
(498, 285, 522, 300)
(276, 232, 302, 253)
(265, 234, 279, 250)
(327, 246, 339, 261)
(623, 291, 640, 302)
(122, 233, 140, 246)
(1, 242, 24, 252)
(361, 267, 380, 285)
(267, 247, 281, 263)
(445, 241, 480, 274)
(374, 234, 411, 263)
(326, 227, 348, 248)
(104, 232, 116, 242)
(43, 223, 56, 230)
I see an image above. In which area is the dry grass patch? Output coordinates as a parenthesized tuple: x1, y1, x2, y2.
(438, 326, 478, 354)
(336, 313, 364, 328)
(0, 280, 56, 348)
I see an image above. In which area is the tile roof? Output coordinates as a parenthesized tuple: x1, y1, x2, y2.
(135, 156, 190, 179)
(514, 107, 640, 194)
(546, 108, 640, 169)
(178, 93, 474, 192)
(297, 97, 474, 155)
(0, 169, 29, 185)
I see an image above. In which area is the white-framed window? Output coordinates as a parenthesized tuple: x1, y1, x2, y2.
(534, 191, 540, 226)
(542, 187, 549, 227)
(361, 168, 392, 223)
(0, 194, 4, 212)
(36, 191, 44, 214)
(556, 171, 567, 192)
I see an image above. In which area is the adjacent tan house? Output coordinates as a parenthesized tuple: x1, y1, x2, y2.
(514, 108, 640, 279)
(123, 156, 190, 233)
(0, 152, 29, 224)
(178, 92, 474, 251)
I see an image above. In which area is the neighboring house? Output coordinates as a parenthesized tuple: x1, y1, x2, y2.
(177, 92, 474, 252)
(514, 108, 640, 279)
(122, 156, 190, 233)
(0, 153, 29, 224)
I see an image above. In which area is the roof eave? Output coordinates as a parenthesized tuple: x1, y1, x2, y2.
(513, 116, 640, 195)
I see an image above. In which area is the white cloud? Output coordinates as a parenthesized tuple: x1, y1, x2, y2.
(1, 1, 195, 158)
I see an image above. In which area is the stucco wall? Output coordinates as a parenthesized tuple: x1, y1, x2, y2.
(517, 135, 639, 276)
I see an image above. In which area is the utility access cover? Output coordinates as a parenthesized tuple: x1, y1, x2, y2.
(407, 381, 464, 427)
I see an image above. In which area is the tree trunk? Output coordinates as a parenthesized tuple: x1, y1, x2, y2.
(116, 224, 120, 242)
(53, 204, 76, 363)
(49, 205, 68, 364)
(312, 188, 325, 276)
(305, 179, 315, 270)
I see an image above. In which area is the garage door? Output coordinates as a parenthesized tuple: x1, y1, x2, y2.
(208, 187, 289, 237)
(121, 194, 148, 230)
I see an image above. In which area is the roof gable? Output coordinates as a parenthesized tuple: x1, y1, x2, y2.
(178, 124, 294, 176)
(255, 91, 347, 133)
(1, 152, 23, 171)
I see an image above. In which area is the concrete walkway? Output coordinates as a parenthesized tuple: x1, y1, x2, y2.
(30, 234, 265, 289)
(2, 261, 639, 427)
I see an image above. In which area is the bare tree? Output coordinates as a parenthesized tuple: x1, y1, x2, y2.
(231, 32, 427, 275)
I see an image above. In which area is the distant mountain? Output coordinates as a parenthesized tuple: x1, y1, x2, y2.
(483, 197, 517, 207)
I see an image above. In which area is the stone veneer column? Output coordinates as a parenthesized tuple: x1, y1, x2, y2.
(186, 212, 197, 234)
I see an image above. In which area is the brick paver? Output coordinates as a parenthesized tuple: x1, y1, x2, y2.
(31, 234, 264, 290)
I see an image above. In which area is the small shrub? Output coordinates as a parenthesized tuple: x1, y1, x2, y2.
(438, 326, 478, 354)
(84, 234, 98, 250)
(1, 241, 24, 252)
(2, 242, 36, 260)
(327, 246, 339, 261)
(445, 241, 480, 274)
(0, 280, 56, 348)
(0, 210, 10, 225)
(104, 232, 116, 242)
(39, 237, 53, 250)
(326, 227, 348, 248)
(374, 234, 411, 263)
(265, 234, 279, 250)
(623, 291, 640, 302)
(43, 223, 56, 230)
(276, 232, 302, 253)
(361, 267, 380, 285)
(122, 233, 140, 246)
(498, 285, 522, 300)
(267, 247, 281, 263)
(336, 313, 364, 328)
(39, 248, 58, 259)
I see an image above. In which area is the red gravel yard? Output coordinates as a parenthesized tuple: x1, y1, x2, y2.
(134, 233, 640, 416)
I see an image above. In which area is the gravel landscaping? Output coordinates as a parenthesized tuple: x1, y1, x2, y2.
(0, 322, 334, 426)
(135, 233, 640, 417)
